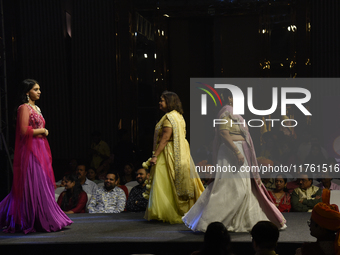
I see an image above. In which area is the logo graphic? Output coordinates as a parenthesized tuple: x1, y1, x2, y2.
(200, 84, 312, 116)
(196, 82, 222, 115)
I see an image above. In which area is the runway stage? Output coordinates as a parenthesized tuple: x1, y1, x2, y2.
(0, 212, 314, 255)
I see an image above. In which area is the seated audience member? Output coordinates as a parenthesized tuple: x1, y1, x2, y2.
(268, 174, 291, 212)
(76, 164, 98, 196)
(291, 174, 322, 212)
(57, 174, 87, 214)
(251, 221, 279, 255)
(126, 168, 150, 212)
(87, 167, 102, 184)
(317, 157, 340, 191)
(317, 173, 340, 191)
(191, 222, 233, 255)
(120, 163, 136, 185)
(295, 190, 340, 255)
(88, 172, 126, 213)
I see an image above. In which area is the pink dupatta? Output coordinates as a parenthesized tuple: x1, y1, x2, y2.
(10, 104, 55, 223)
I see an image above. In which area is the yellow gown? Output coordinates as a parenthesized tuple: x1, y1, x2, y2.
(144, 110, 204, 224)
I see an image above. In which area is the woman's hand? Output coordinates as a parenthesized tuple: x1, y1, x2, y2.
(44, 128, 49, 136)
(237, 153, 245, 166)
(150, 156, 157, 165)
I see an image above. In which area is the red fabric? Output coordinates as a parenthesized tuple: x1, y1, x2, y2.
(268, 191, 291, 212)
(119, 185, 129, 200)
(57, 191, 87, 213)
(11, 104, 55, 223)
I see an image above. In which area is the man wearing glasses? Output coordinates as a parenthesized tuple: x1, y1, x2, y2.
(291, 173, 322, 212)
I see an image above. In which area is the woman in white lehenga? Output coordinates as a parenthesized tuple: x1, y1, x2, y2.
(182, 94, 286, 232)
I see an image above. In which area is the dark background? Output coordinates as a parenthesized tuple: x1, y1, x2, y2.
(0, 0, 339, 198)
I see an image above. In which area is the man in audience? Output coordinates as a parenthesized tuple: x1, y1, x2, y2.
(317, 176, 340, 191)
(291, 173, 322, 212)
(295, 190, 340, 255)
(88, 172, 126, 213)
(76, 164, 98, 196)
(251, 221, 279, 255)
(126, 168, 150, 212)
(316, 158, 340, 191)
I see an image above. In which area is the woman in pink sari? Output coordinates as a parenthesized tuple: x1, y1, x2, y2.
(183, 92, 286, 232)
(0, 79, 72, 233)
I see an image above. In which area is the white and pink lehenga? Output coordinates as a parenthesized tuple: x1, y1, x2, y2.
(182, 105, 286, 232)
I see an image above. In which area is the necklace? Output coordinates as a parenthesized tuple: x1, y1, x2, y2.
(28, 102, 42, 115)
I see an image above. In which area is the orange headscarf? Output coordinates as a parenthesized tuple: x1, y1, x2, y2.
(311, 189, 340, 255)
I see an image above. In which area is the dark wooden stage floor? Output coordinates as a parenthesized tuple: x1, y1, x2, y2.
(0, 212, 314, 255)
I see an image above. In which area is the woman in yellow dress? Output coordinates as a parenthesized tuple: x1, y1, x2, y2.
(144, 91, 204, 224)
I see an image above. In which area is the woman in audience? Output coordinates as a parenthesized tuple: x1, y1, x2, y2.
(191, 222, 233, 255)
(87, 167, 101, 184)
(120, 163, 136, 185)
(57, 174, 87, 214)
(268, 174, 291, 212)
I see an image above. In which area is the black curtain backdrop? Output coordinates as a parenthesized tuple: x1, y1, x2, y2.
(19, 0, 71, 161)
(71, 0, 117, 164)
(311, 0, 340, 77)
(4, 0, 340, 183)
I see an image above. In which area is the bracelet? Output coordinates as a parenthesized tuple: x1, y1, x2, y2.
(152, 155, 157, 158)
(235, 150, 241, 155)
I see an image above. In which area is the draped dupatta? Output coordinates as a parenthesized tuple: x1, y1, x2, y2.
(153, 110, 195, 199)
(10, 104, 55, 223)
(212, 105, 286, 227)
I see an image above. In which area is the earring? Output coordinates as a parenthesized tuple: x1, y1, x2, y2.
(27, 94, 29, 102)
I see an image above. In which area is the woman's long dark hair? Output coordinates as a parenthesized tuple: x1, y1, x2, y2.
(61, 174, 84, 210)
(161, 91, 184, 114)
(13, 79, 39, 126)
(20, 79, 39, 104)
